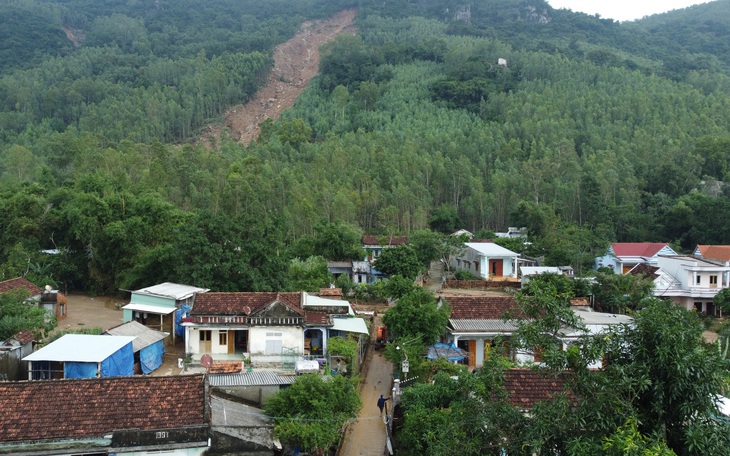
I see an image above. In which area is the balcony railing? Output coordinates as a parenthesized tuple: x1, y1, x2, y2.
(188, 315, 303, 325)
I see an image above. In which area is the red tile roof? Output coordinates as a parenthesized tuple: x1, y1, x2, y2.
(570, 298, 590, 307)
(9, 330, 35, 345)
(0, 277, 42, 297)
(362, 235, 408, 246)
(611, 243, 670, 257)
(628, 263, 660, 280)
(209, 362, 242, 374)
(305, 311, 329, 325)
(696, 245, 730, 262)
(503, 369, 575, 410)
(318, 288, 342, 298)
(191, 292, 303, 316)
(445, 296, 520, 320)
(0, 374, 207, 442)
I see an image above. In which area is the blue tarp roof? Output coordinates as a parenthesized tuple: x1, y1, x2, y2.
(427, 342, 467, 362)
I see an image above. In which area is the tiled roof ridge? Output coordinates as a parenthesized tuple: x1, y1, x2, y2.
(191, 291, 304, 316)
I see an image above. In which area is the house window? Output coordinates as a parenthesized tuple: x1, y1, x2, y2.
(219, 332, 227, 346)
(696, 275, 701, 285)
(694, 302, 703, 313)
(200, 330, 211, 341)
(266, 340, 283, 355)
(710, 275, 718, 288)
(266, 332, 283, 355)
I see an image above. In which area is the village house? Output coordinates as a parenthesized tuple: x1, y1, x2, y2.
(443, 296, 631, 369)
(122, 282, 209, 345)
(182, 290, 369, 368)
(362, 234, 409, 282)
(595, 242, 677, 274)
(0, 330, 34, 381)
(450, 241, 521, 279)
(104, 320, 169, 375)
(0, 277, 68, 322)
(631, 255, 730, 315)
(503, 368, 575, 412)
(23, 334, 135, 379)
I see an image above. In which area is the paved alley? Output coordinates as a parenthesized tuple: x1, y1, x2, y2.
(339, 328, 394, 456)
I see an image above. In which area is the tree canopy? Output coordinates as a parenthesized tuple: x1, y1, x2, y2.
(263, 374, 361, 454)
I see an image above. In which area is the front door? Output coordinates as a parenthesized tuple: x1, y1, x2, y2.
(489, 259, 503, 277)
(199, 330, 212, 353)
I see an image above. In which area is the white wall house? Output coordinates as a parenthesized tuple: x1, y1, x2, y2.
(444, 296, 631, 369)
(651, 255, 730, 314)
(183, 291, 368, 365)
(451, 242, 520, 278)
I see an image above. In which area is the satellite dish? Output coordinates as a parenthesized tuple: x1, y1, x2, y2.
(200, 354, 213, 370)
(243, 306, 251, 315)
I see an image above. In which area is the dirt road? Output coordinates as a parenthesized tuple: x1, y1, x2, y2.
(54, 293, 126, 334)
(201, 9, 357, 147)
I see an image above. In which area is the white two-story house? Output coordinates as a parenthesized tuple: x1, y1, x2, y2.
(650, 255, 730, 315)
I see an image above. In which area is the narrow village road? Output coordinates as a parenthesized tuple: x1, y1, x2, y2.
(339, 319, 394, 456)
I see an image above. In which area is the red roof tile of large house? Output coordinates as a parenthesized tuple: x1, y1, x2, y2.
(696, 245, 730, 262)
(0, 277, 42, 297)
(362, 235, 408, 246)
(445, 296, 520, 320)
(611, 243, 670, 258)
(0, 374, 207, 443)
(191, 292, 303, 316)
(503, 369, 575, 410)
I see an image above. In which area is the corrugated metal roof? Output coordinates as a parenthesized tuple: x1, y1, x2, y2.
(208, 370, 298, 387)
(449, 319, 519, 332)
(105, 321, 168, 352)
(122, 303, 177, 315)
(331, 317, 369, 334)
(133, 282, 209, 300)
(23, 334, 135, 362)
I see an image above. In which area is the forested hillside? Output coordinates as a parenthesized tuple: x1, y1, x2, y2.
(1, 0, 729, 294)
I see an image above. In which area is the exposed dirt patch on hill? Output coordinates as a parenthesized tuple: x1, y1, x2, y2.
(200, 9, 357, 148)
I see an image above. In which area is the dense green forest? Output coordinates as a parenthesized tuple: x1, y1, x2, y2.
(1, 0, 729, 293)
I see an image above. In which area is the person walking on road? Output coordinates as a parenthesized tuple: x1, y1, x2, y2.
(377, 394, 390, 415)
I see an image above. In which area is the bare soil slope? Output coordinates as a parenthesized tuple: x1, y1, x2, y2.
(202, 9, 356, 147)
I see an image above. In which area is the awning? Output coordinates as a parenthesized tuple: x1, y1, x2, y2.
(331, 317, 369, 335)
(122, 303, 176, 315)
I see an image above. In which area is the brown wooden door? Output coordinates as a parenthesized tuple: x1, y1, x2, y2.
(468, 340, 476, 368)
(489, 259, 503, 277)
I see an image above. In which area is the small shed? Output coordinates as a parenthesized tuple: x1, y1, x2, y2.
(105, 321, 168, 374)
(23, 334, 135, 380)
(0, 330, 35, 381)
